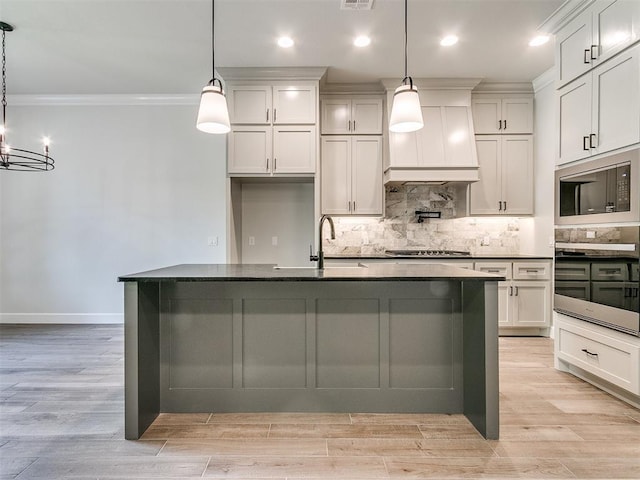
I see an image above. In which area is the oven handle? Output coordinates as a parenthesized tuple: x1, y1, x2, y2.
(555, 242, 637, 252)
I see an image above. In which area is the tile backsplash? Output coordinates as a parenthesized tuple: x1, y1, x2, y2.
(324, 185, 520, 255)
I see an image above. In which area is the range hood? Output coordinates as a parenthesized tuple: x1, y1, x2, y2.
(382, 80, 481, 185)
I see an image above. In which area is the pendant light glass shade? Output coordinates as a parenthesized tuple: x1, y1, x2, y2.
(389, 0, 423, 134)
(196, 0, 230, 135)
(196, 81, 230, 134)
(389, 83, 423, 133)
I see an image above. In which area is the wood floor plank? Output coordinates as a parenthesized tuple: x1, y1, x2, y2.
(268, 424, 423, 439)
(208, 412, 351, 424)
(141, 424, 270, 440)
(561, 458, 640, 479)
(567, 423, 640, 441)
(350, 413, 469, 425)
(203, 455, 388, 478)
(327, 438, 496, 457)
(496, 425, 584, 441)
(492, 440, 640, 458)
(159, 438, 328, 456)
(417, 424, 484, 440)
(384, 457, 574, 478)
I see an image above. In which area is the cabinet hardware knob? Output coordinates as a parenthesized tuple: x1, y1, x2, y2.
(266, 158, 269, 171)
(589, 133, 597, 149)
(348, 120, 351, 131)
(581, 348, 598, 357)
(353, 120, 356, 131)
(509, 286, 513, 296)
(266, 109, 269, 122)
(274, 158, 277, 171)
(273, 109, 277, 122)
(525, 269, 539, 273)
(514, 286, 518, 296)
(498, 120, 502, 130)
(503, 201, 507, 211)
(590, 44, 598, 60)
(503, 119, 507, 130)
(583, 136, 590, 151)
(498, 201, 503, 211)
(584, 48, 591, 64)
(353, 201, 356, 211)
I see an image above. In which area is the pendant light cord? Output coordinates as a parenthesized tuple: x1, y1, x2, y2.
(403, 0, 408, 80)
(2, 28, 7, 130)
(211, 0, 215, 80)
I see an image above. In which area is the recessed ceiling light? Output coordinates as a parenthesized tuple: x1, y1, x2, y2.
(529, 35, 550, 47)
(440, 35, 458, 47)
(354, 35, 371, 47)
(278, 36, 294, 48)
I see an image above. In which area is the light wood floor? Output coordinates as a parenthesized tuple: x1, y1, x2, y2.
(1, 324, 639, 479)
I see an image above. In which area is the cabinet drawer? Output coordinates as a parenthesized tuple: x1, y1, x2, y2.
(474, 262, 512, 280)
(513, 261, 550, 280)
(557, 320, 640, 394)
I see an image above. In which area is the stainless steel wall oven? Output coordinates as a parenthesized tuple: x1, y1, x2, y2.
(555, 226, 640, 337)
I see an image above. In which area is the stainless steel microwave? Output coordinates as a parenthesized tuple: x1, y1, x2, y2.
(555, 149, 639, 225)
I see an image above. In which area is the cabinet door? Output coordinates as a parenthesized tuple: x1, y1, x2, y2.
(511, 281, 551, 327)
(273, 126, 316, 174)
(321, 137, 351, 215)
(469, 136, 501, 214)
(556, 8, 594, 87)
(388, 131, 420, 167)
(228, 86, 271, 124)
(351, 137, 382, 215)
(501, 136, 533, 215)
(592, 43, 640, 156)
(593, 0, 640, 65)
(502, 98, 534, 134)
(272, 85, 316, 124)
(228, 127, 272, 174)
(351, 98, 383, 134)
(321, 98, 350, 134)
(498, 282, 512, 326)
(471, 98, 501, 134)
(557, 75, 593, 165)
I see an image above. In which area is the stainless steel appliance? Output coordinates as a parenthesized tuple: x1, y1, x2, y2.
(555, 149, 639, 225)
(385, 249, 471, 257)
(555, 226, 640, 337)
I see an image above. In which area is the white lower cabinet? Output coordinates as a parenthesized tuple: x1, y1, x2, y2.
(556, 314, 640, 397)
(321, 136, 382, 215)
(475, 260, 551, 330)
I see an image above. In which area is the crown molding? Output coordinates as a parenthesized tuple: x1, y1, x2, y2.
(319, 82, 385, 95)
(538, 0, 594, 34)
(472, 82, 534, 94)
(381, 78, 483, 91)
(7, 94, 200, 106)
(532, 68, 556, 93)
(217, 66, 327, 82)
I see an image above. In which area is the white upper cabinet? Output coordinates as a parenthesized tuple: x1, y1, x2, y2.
(227, 81, 318, 175)
(471, 96, 533, 134)
(228, 84, 316, 125)
(321, 136, 382, 215)
(556, 0, 640, 87)
(321, 97, 383, 134)
(557, 42, 640, 165)
(470, 135, 533, 215)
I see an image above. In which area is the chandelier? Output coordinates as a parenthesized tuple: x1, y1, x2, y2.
(0, 22, 54, 171)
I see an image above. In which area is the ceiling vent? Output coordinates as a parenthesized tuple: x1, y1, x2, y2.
(341, 0, 374, 10)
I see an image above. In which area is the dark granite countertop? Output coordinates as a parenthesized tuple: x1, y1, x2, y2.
(119, 263, 505, 282)
(325, 254, 552, 260)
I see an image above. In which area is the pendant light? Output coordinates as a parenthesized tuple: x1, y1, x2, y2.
(0, 22, 54, 171)
(196, 0, 230, 134)
(389, 0, 423, 133)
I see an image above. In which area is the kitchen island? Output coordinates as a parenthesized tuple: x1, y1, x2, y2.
(119, 263, 503, 440)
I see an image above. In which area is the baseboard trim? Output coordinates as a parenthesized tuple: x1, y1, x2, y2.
(0, 313, 123, 324)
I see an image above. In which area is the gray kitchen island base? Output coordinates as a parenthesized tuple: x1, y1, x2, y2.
(121, 265, 500, 440)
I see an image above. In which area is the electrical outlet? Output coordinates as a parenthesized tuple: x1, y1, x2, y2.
(207, 236, 218, 247)
(586, 231, 596, 239)
(248, 236, 255, 246)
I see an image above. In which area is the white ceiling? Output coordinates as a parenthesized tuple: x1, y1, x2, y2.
(1, 0, 564, 95)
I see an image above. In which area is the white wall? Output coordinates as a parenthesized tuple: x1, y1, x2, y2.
(519, 69, 556, 256)
(0, 98, 227, 323)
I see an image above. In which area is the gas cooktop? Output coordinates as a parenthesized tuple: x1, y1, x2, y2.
(385, 249, 471, 257)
